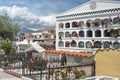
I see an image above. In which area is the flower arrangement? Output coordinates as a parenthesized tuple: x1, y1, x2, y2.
(60, 68, 68, 80)
(94, 21, 99, 27)
(27, 65, 34, 72)
(72, 68, 86, 79)
(71, 40, 76, 44)
(86, 21, 91, 27)
(90, 46, 94, 48)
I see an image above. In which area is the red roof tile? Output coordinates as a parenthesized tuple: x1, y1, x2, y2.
(43, 50, 93, 58)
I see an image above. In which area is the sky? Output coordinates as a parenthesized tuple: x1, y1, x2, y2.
(0, 0, 90, 32)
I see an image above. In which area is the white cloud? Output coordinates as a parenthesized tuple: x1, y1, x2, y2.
(0, 5, 56, 30)
(39, 15, 56, 26)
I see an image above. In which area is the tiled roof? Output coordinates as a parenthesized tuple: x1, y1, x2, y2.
(43, 50, 93, 58)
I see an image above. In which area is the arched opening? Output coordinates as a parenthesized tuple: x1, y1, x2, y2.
(80, 21, 84, 27)
(58, 41, 64, 47)
(95, 30, 101, 37)
(113, 42, 119, 49)
(113, 16, 120, 24)
(102, 18, 110, 27)
(59, 23, 64, 28)
(72, 22, 77, 28)
(65, 22, 70, 28)
(79, 31, 84, 37)
(103, 41, 111, 48)
(94, 41, 102, 48)
(86, 19, 92, 27)
(78, 41, 84, 48)
(104, 30, 111, 37)
(86, 41, 92, 48)
(65, 32, 71, 37)
(65, 41, 70, 47)
(71, 40, 77, 47)
(72, 31, 78, 37)
(58, 32, 64, 40)
(94, 19, 101, 27)
(87, 30, 92, 37)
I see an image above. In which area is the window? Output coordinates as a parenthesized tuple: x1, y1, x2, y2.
(72, 31, 78, 37)
(94, 41, 102, 48)
(79, 31, 84, 37)
(59, 23, 64, 28)
(71, 40, 77, 47)
(78, 41, 84, 48)
(103, 41, 111, 48)
(95, 30, 101, 37)
(65, 32, 70, 37)
(45, 36, 48, 38)
(65, 22, 70, 28)
(58, 41, 64, 47)
(86, 19, 92, 27)
(65, 41, 70, 47)
(86, 41, 92, 48)
(87, 30, 92, 37)
(72, 22, 77, 28)
(104, 30, 111, 37)
(113, 42, 119, 49)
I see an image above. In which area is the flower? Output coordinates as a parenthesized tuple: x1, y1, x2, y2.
(90, 46, 94, 48)
(30, 57, 37, 61)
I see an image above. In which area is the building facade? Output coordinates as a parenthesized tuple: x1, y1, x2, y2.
(56, 0, 120, 52)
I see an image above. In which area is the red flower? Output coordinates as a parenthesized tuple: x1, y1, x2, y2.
(27, 65, 33, 69)
(71, 40, 76, 44)
(90, 46, 94, 48)
(30, 57, 37, 61)
(92, 39, 94, 42)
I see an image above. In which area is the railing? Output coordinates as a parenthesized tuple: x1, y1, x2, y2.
(0, 53, 95, 80)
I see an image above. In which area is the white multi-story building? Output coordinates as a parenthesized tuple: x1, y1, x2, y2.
(56, 0, 120, 52)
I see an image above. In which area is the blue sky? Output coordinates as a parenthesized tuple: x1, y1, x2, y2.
(0, 0, 89, 31)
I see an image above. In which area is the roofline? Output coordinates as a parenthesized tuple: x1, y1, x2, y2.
(56, 0, 120, 17)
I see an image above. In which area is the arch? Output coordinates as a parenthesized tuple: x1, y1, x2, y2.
(94, 41, 102, 48)
(87, 30, 92, 37)
(72, 31, 78, 37)
(65, 22, 70, 28)
(78, 41, 84, 48)
(95, 30, 101, 37)
(58, 41, 64, 47)
(65, 32, 71, 37)
(86, 19, 92, 27)
(79, 21, 84, 27)
(94, 19, 101, 27)
(72, 21, 77, 28)
(65, 41, 70, 47)
(79, 31, 84, 37)
(86, 41, 92, 48)
(71, 40, 77, 47)
(103, 41, 111, 48)
(58, 32, 64, 37)
(104, 30, 111, 37)
(59, 23, 64, 28)
(113, 42, 119, 49)
(113, 16, 120, 24)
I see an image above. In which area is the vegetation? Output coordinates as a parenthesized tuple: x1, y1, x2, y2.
(0, 14, 20, 41)
(0, 42, 13, 55)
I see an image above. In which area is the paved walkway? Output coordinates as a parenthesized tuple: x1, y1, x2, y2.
(0, 71, 22, 80)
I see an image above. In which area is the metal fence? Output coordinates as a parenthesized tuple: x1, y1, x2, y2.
(0, 53, 95, 80)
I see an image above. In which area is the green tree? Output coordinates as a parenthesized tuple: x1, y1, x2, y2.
(0, 14, 20, 41)
(0, 42, 13, 55)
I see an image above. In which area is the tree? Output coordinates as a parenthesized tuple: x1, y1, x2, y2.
(0, 14, 20, 41)
(0, 42, 13, 55)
